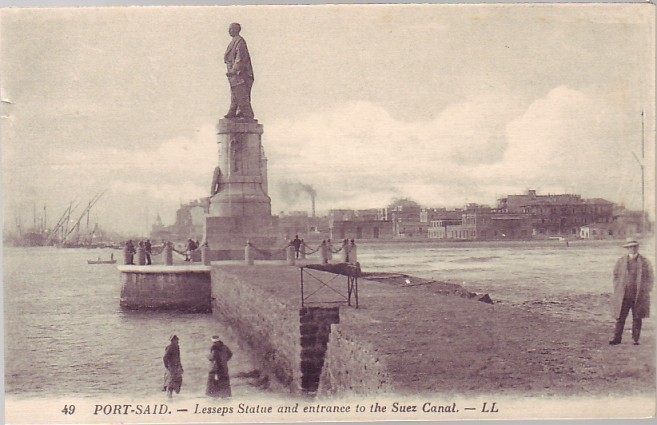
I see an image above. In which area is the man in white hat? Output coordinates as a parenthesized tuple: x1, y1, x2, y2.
(609, 238, 653, 345)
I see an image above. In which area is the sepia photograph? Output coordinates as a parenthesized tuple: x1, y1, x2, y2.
(1, 2, 655, 423)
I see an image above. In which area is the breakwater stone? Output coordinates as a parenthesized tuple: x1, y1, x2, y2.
(119, 265, 211, 312)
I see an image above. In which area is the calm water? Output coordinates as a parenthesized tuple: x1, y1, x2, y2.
(4, 240, 654, 397)
(4, 247, 265, 398)
(356, 239, 655, 323)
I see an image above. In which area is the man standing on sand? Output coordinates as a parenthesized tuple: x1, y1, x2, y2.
(224, 22, 254, 119)
(609, 238, 653, 345)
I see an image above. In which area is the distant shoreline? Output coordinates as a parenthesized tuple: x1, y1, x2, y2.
(318, 238, 628, 249)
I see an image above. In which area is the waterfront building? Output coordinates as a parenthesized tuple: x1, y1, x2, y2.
(427, 210, 463, 239)
(579, 206, 651, 239)
(278, 211, 330, 241)
(330, 219, 393, 240)
(497, 190, 614, 237)
(440, 204, 533, 241)
(387, 199, 423, 238)
(328, 208, 392, 240)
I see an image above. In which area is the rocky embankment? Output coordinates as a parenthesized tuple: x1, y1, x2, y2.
(305, 263, 493, 303)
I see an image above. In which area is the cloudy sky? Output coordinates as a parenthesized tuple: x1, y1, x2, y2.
(1, 4, 654, 235)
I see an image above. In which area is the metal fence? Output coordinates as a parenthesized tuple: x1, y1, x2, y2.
(299, 265, 359, 308)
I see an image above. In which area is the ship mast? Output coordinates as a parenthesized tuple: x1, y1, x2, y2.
(632, 110, 646, 235)
(641, 110, 645, 234)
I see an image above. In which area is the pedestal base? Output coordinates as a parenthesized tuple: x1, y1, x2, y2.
(204, 215, 284, 260)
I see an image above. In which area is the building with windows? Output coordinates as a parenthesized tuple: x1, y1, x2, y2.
(436, 204, 532, 240)
(497, 190, 614, 237)
(328, 208, 392, 240)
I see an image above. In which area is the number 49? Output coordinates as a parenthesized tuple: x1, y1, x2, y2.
(62, 405, 76, 415)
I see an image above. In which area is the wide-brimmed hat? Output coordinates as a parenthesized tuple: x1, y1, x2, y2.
(169, 334, 179, 341)
(211, 335, 221, 342)
(622, 238, 640, 248)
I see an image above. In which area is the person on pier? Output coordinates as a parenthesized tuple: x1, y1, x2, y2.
(206, 336, 233, 398)
(293, 235, 302, 259)
(144, 239, 152, 265)
(162, 335, 184, 398)
(124, 240, 136, 265)
(609, 238, 653, 345)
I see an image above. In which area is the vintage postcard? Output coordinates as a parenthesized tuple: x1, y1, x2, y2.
(1, 3, 655, 424)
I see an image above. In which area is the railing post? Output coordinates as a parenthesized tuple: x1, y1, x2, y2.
(300, 240, 306, 260)
(137, 245, 146, 265)
(245, 241, 254, 265)
(327, 239, 333, 263)
(165, 241, 173, 266)
(286, 244, 296, 266)
(202, 243, 211, 265)
(319, 241, 328, 264)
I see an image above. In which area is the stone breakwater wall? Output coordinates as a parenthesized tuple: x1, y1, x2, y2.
(210, 264, 374, 394)
(209, 264, 495, 396)
(210, 265, 305, 392)
(119, 265, 211, 312)
(318, 310, 393, 396)
(299, 307, 340, 393)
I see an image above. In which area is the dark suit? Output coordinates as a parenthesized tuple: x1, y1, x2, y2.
(224, 35, 254, 118)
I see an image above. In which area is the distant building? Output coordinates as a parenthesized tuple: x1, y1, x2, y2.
(580, 207, 651, 239)
(151, 198, 209, 242)
(387, 199, 423, 238)
(498, 190, 614, 237)
(328, 208, 392, 240)
(330, 219, 393, 240)
(279, 211, 310, 241)
(435, 204, 532, 240)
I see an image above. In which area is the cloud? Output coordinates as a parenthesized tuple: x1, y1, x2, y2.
(470, 85, 652, 210)
(264, 89, 652, 215)
(265, 97, 526, 212)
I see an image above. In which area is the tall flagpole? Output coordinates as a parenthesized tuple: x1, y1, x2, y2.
(641, 110, 645, 234)
(631, 110, 646, 236)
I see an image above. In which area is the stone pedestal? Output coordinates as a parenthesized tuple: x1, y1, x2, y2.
(205, 119, 282, 260)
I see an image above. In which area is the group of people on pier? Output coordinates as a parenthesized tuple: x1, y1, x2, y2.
(123, 238, 207, 265)
(162, 335, 233, 399)
(123, 239, 153, 265)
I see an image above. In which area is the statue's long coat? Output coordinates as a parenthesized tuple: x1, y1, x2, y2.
(224, 35, 254, 87)
(611, 254, 653, 319)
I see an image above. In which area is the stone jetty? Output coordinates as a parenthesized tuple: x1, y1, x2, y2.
(117, 259, 654, 397)
(119, 265, 211, 312)
(206, 261, 655, 397)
